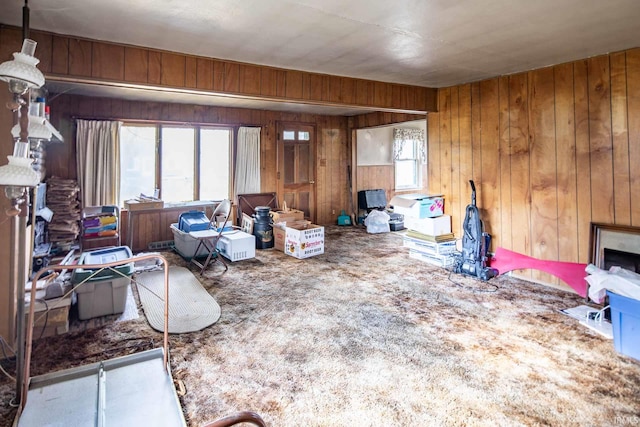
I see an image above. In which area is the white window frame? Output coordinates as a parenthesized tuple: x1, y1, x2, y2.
(393, 128, 426, 191)
(118, 122, 233, 206)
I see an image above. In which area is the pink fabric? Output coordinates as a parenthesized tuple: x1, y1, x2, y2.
(490, 247, 588, 297)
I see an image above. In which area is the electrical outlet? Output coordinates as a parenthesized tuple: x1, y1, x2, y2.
(332, 210, 335, 215)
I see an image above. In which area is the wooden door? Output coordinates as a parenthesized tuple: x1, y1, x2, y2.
(277, 123, 315, 222)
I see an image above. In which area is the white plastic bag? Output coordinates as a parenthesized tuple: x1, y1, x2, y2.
(364, 210, 390, 234)
(586, 264, 640, 303)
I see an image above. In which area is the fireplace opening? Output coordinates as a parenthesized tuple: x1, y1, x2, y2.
(603, 248, 640, 273)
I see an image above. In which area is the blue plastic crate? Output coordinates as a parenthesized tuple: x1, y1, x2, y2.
(178, 211, 209, 232)
(608, 291, 640, 361)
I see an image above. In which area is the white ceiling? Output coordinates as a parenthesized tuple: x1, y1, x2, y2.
(2, 0, 639, 114)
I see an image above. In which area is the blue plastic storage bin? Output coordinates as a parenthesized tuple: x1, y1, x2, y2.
(178, 211, 209, 232)
(607, 291, 640, 361)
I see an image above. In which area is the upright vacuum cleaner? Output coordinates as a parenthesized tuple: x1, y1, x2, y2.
(455, 180, 498, 281)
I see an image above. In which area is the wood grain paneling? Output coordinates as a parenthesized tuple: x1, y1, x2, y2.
(92, 43, 124, 81)
(185, 56, 197, 88)
(610, 52, 631, 226)
(554, 63, 578, 265)
(196, 58, 213, 90)
(425, 49, 640, 290)
(528, 67, 558, 284)
(588, 55, 614, 224)
(124, 47, 148, 83)
(574, 60, 592, 263)
(161, 52, 186, 87)
(628, 48, 640, 227)
(68, 38, 92, 76)
(51, 36, 70, 75)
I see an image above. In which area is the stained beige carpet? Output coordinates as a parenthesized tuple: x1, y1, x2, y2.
(135, 266, 221, 333)
(2, 226, 639, 427)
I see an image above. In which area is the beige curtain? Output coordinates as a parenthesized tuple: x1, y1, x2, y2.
(234, 126, 261, 195)
(75, 120, 122, 208)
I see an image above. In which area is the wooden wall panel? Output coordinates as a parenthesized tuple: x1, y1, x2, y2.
(240, 64, 261, 95)
(498, 77, 511, 250)
(508, 73, 531, 276)
(68, 38, 92, 77)
(92, 43, 124, 81)
(196, 58, 213, 90)
(479, 79, 501, 247)
(610, 52, 631, 225)
(628, 49, 640, 227)
(438, 88, 452, 218)
(51, 36, 70, 75)
(161, 52, 186, 87)
(425, 49, 640, 290)
(554, 63, 579, 264)
(185, 56, 197, 88)
(124, 47, 148, 83)
(0, 27, 22, 62)
(528, 67, 558, 284)
(427, 107, 441, 193)
(574, 60, 592, 263)
(587, 55, 614, 224)
(458, 85, 473, 232)
(450, 86, 461, 236)
(148, 51, 162, 84)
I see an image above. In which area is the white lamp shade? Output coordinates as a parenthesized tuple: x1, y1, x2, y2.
(0, 156, 40, 187)
(0, 51, 45, 89)
(11, 116, 52, 140)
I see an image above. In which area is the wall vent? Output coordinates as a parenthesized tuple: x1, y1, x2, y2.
(148, 240, 174, 250)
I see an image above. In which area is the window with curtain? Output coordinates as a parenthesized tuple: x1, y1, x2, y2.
(118, 123, 232, 206)
(76, 119, 122, 208)
(393, 128, 426, 190)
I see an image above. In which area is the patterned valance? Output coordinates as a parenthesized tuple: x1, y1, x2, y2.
(393, 128, 426, 164)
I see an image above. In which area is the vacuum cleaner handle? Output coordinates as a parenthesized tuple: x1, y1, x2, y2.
(469, 180, 476, 206)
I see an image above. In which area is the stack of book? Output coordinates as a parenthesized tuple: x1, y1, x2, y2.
(403, 230, 457, 268)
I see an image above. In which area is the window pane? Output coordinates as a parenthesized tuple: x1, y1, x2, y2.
(297, 143, 309, 183)
(284, 144, 295, 184)
(298, 131, 310, 141)
(200, 128, 230, 200)
(396, 159, 418, 189)
(119, 125, 156, 207)
(161, 127, 195, 202)
(398, 140, 417, 160)
(283, 130, 295, 140)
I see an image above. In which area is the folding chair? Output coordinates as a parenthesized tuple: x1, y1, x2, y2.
(190, 199, 232, 275)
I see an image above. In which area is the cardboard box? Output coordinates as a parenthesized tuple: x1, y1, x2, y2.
(285, 223, 324, 259)
(404, 215, 451, 236)
(271, 209, 304, 223)
(274, 220, 311, 252)
(25, 295, 71, 339)
(389, 194, 444, 218)
(124, 199, 164, 211)
(273, 225, 286, 251)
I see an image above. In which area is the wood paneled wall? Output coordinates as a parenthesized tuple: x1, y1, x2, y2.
(0, 25, 437, 113)
(48, 94, 350, 229)
(349, 112, 428, 211)
(427, 48, 640, 286)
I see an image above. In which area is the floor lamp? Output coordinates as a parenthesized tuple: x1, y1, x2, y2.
(0, 38, 45, 405)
